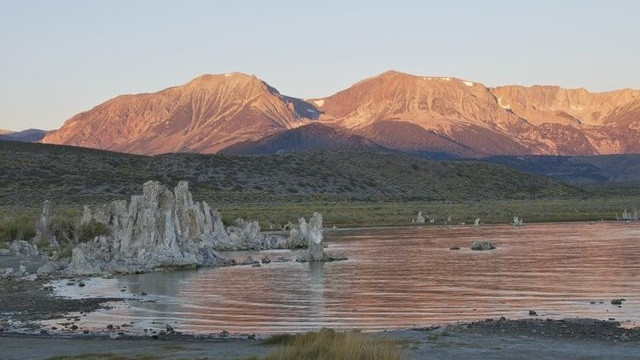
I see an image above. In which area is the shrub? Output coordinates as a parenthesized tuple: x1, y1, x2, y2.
(257, 329, 408, 360)
(58, 246, 73, 259)
(77, 219, 109, 243)
(36, 236, 49, 250)
(0, 215, 36, 244)
(49, 216, 76, 244)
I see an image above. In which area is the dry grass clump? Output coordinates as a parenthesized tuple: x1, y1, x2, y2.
(255, 329, 408, 360)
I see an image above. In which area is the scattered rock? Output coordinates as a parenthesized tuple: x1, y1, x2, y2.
(528, 310, 537, 316)
(20, 274, 38, 282)
(241, 257, 256, 266)
(471, 240, 496, 251)
(261, 257, 271, 264)
(9, 240, 39, 257)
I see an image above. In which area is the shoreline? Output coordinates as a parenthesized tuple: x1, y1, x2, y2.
(2, 317, 639, 360)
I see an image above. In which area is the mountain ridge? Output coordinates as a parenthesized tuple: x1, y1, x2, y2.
(41, 70, 640, 157)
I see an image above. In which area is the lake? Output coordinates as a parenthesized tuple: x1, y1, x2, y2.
(49, 222, 640, 334)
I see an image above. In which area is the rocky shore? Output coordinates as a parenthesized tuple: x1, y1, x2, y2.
(2, 309, 639, 360)
(1, 275, 638, 359)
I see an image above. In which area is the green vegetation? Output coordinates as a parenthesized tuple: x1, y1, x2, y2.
(77, 219, 110, 243)
(0, 141, 580, 208)
(0, 214, 36, 247)
(248, 329, 408, 360)
(1, 141, 639, 231)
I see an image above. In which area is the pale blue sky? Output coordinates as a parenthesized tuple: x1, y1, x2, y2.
(1, 0, 639, 131)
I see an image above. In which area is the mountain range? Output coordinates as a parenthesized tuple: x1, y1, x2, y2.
(38, 71, 640, 157)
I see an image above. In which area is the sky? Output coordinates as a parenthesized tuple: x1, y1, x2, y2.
(1, 0, 639, 131)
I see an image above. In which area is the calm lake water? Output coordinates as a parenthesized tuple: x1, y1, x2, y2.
(50, 222, 640, 334)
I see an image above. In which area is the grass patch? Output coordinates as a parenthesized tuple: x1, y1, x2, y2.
(48, 353, 207, 360)
(0, 214, 36, 244)
(77, 218, 110, 242)
(252, 329, 408, 360)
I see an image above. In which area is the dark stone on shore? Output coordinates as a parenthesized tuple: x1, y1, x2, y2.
(611, 299, 625, 305)
(261, 257, 271, 264)
(471, 241, 496, 251)
(528, 310, 537, 316)
(166, 324, 175, 333)
(106, 324, 114, 330)
(456, 317, 640, 342)
(78, 282, 85, 287)
(70, 325, 78, 330)
(449, 246, 460, 250)
(40, 330, 47, 334)
(140, 292, 147, 296)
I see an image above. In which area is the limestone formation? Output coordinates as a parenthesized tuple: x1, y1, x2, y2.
(513, 216, 524, 226)
(415, 211, 426, 224)
(35, 200, 52, 244)
(301, 213, 325, 261)
(474, 218, 480, 227)
(61, 180, 328, 276)
(293, 213, 347, 262)
(621, 209, 639, 221)
(67, 181, 229, 275)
